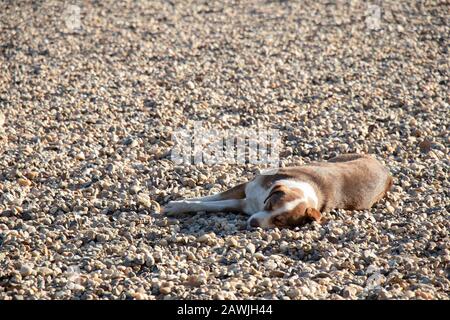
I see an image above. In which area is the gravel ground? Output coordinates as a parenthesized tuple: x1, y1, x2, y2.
(0, 0, 449, 300)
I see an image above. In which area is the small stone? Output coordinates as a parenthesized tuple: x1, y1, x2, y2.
(137, 194, 151, 207)
(415, 290, 433, 300)
(37, 267, 53, 276)
(261, 279, 272, 287)
(25, 171, 39, 180)
(377, 289, 392, 299)
(186, 81, 195, 90)
(213, 293, 225, 299)
(280, 242, 289, 252)
(343, 286, 356, 298)
(182, 178, 196, 188)
(227, 238, 238, 247)
(20, 264, 33, 276)
(75, 152, 85, 160)
(265, 259, 277, 270)
(411, 128, 422, 137)
(286, 288, 300, 299)
(246, 243, 256, 254)
(127, 139, 139, 148)
(96, 233, 109, 242)
(271, 232, 281, 241)
(269, 270, 286, 278)
(366, 272, 386, 288)
(363, 250, 377, 261)
(18, 178, 32, 187)
(254, 252, 265, 261)
(130, 185, 141, 194)
(159, 286, 172, 295)
(197, 234, 210, 243)
(85, 230, 96, 240)
(366, 264, 379, 274)
(185, 275, 206, 287)
(186, 252, 196, 261)
(132, 292, 147, 300)
(300, 286, 311, 296)
(145, 254, 155, 267)
(197, 234, 211, 243)
(418, 139, 432, 153)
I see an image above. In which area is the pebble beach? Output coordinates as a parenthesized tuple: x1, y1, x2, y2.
(0, 0, 449, 300)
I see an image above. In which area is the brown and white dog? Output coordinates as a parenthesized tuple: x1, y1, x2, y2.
(163, 154, 393, 229)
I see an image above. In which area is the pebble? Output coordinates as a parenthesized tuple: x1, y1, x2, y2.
(418, 139, 433, 153)
(185, 275, 207, 287)
(246, 243, 256, 255)
(197, 234, 211, 243)
(227, 238, 239, 247)
(286, 288, 300, 299)
(343, 286, 357, 298)
(145, 255, 155, 267)
(366, 273, 386, 289)
(137, 194, 151, 208)
(182, 178, 196, 188)
(18, 178, 32, 187)
(254, 252, 265, 261)
(0, 112, 4, 127)
(20, 264, 33, 277)
(75, 152, 85, 161)
(26, 171, 39, 180)
(159, 286, 172, 295)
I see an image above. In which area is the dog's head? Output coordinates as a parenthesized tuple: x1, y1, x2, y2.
(247, 184, 322, 229)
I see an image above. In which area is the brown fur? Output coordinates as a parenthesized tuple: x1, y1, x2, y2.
(263, 154, 392, 214)
(165, 153, 393, 229)
(272, 205, 322, 228)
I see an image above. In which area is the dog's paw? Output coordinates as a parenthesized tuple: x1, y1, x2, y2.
(162, 200, 189, 215)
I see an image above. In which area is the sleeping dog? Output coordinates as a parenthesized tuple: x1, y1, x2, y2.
(163, 154, 393, 228)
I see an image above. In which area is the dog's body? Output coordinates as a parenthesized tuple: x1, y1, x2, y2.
(164, 154, 393, 228)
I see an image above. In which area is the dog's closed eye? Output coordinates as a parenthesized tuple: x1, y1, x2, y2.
(263, 185, 291, 211)
(271, 206, 322, 228)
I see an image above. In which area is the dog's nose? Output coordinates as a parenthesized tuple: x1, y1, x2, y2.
(248, 218, 260, 228)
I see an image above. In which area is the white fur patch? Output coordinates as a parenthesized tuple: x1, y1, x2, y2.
(247, 180, 319, 228)
(248, 211, 273, 228)
(244, 178, 271, 214)
(275, 179, 318, 208)
(272, 198, 304, 215)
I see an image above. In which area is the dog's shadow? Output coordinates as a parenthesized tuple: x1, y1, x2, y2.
(156, 210, 333, 266)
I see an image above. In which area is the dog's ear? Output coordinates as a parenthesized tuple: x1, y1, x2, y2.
(264, 185, 289, 211)
(305, 208, 322, 222)
(272, 203, 307, 228)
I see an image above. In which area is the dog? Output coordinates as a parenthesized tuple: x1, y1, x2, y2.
(163, 154, 393, 229)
